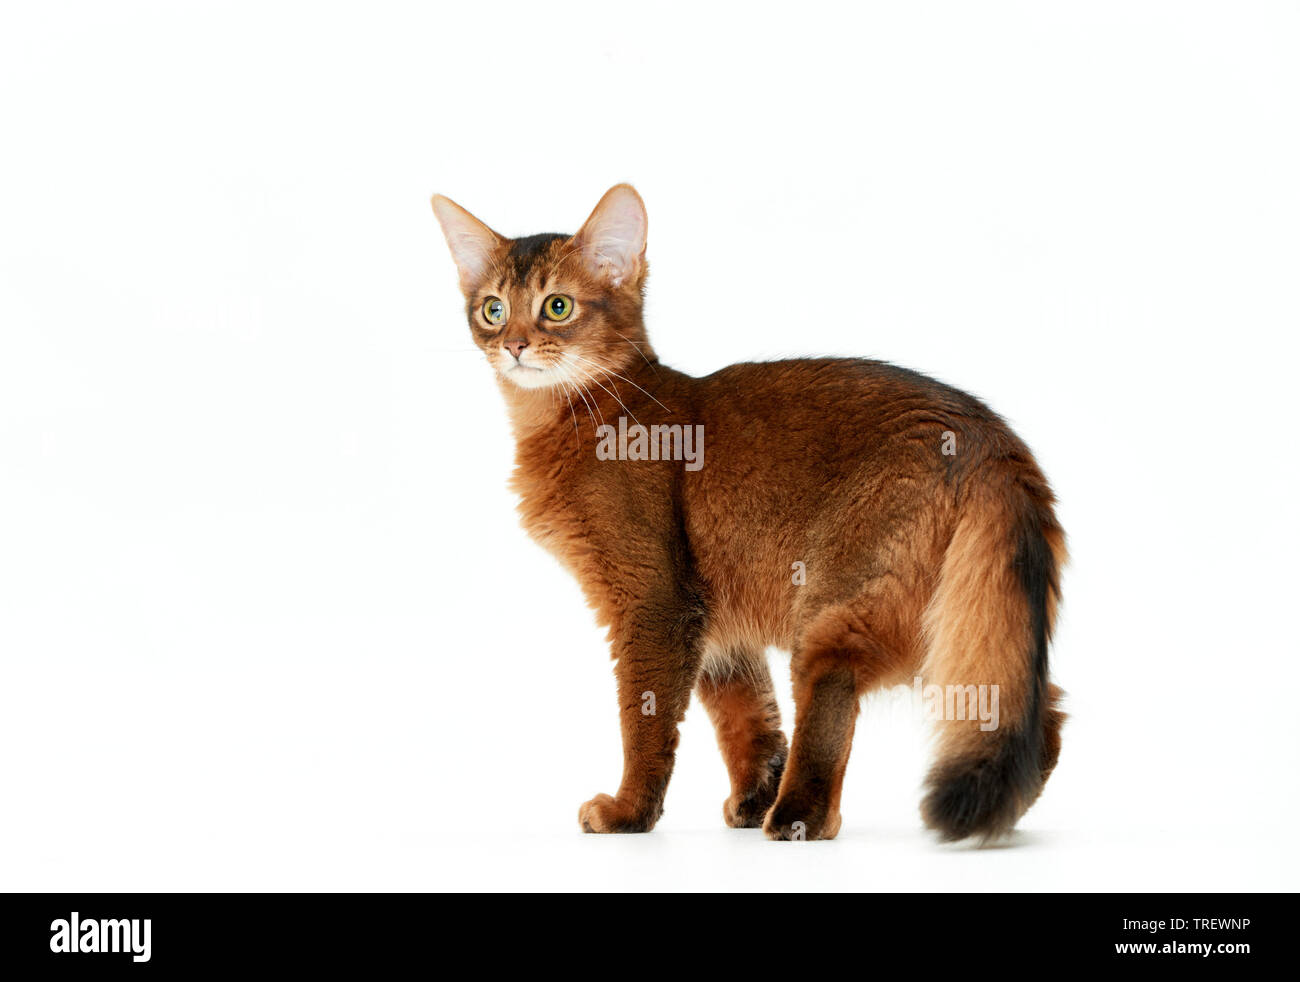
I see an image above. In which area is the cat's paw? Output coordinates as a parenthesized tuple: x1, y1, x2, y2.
(723, 789, 775, 828)
(578, 793, 657, 833)
(762, 800, 842, 841)
(723, 746, 787, 828)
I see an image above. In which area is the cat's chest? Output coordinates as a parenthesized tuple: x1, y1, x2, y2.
(509, 447, 598, 553)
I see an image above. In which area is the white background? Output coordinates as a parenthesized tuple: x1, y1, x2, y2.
(2, 1, 1297, 891)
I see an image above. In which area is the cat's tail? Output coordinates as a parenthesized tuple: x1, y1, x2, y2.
(918, 465, 1066, 842)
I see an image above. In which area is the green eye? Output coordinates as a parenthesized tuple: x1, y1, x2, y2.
(543, 294, 573, 322)
(482, 297, 505, 325)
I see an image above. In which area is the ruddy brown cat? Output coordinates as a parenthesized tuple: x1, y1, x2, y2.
(431, 185, 1066, 841)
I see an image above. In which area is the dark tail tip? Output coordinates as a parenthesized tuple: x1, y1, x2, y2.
(921, 687, 1065, 843)
(921, 731, 1039, 843)
(923, 506, 1066, 844)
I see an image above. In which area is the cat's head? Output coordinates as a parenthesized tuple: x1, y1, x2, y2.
(431, 185, 652, 391)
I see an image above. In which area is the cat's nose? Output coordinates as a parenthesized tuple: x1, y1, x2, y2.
(503, 338, 529, 359)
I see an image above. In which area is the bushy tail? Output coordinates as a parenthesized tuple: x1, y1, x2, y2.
(919, 472, 1066, 842)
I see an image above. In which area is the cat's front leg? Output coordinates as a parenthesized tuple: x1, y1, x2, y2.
(578, 603, 703, 834)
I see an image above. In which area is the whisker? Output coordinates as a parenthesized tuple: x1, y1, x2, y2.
(566, 351, 673, 415)
(569, 358, 640, 427)
(567, 369, 602, 430)
(612, 330, 660, 377)
(559, 379, 582, 446)
(579, 375, 607, 428)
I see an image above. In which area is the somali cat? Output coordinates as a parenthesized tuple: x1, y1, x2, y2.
(431, 185, 1066, 841)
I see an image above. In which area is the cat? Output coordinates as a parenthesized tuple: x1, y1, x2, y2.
(431, 185, 1066, 841)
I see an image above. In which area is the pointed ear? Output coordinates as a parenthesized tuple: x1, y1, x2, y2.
(431, 194, 504, 293)
(573, 184, 647, 287)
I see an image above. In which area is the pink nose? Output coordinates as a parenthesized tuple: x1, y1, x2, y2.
(503, 338, 528, 358)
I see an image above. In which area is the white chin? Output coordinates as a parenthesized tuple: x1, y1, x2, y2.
(500, 363, 557, 389)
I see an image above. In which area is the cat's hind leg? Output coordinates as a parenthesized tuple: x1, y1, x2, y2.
(763, 596, 912, 841)
(696, 648, 788, 828)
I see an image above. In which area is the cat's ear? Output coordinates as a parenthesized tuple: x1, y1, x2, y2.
(431, 194, 504, 293)
(573, 184, 647, 287)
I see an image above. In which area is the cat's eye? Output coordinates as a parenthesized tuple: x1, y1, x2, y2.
(482, 297, 506, 325)
(543, 294, 573, 322)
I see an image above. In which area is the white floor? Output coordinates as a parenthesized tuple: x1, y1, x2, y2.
(5, 666, 1293, 892)
(15, 810, 1291, 894)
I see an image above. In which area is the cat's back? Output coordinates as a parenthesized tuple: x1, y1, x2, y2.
(689, 356, 1011, 452)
